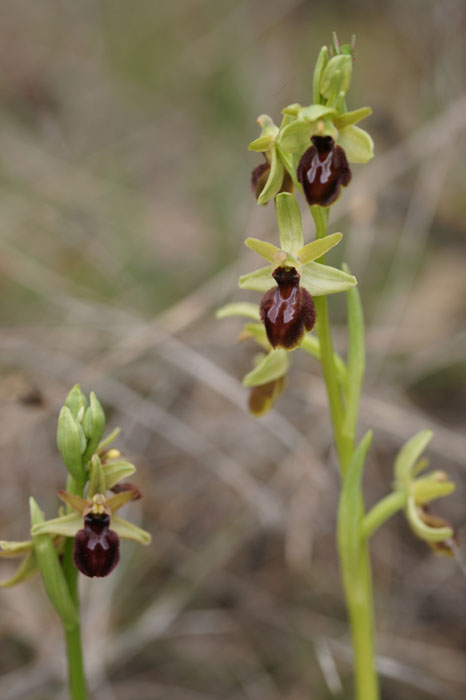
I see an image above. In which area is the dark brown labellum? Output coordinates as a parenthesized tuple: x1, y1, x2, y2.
(248, 376, 286, 416)
(110, 482, 142, 500)
(260, 266, 316, 349)
(73, 512, 120, 578)
(297, 135, 351, 207)
(251, 159, 270, 199)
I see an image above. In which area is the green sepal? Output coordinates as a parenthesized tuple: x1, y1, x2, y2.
(275, 193, 304, 254)
(278, 119, 311, 155)
(394, 430, 433, 488)
(245, 237, 282, 263)
(57, 406, 86, 484)
(111, 515, 151, 545)
(0, 550, 38, 587)
(298, 105, 337, 122)
(334, 106, 372, 129)
(296, 231, 342, 264)
(103, 460, 137, 490)
(406, 497, 453, 542)
(243, 349, 289, 387)
(281, 102, 302, 117)
(87, 454, 107, 498)
(300, 262, 357, 296)
(0, 540, 34, 557)
(319, 54, 352, 100)
(411, 473, 456, 505)
(337, 125, 374, 163)
(64, 384, 87, 420)
(106, 490, 138, 513)
(29, 498, 78, 630)
(31, 512, 82, 538)
(312, 45, 329, 103)
(216, 302, 260, 321)
(248, 135, 273, 152)
(238, 265, 273, 292)
(257, 147, 284, 205)
(81, 392, 106, 465)
(337, 431, 373, 593)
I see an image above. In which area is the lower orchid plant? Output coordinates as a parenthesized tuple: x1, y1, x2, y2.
(0, 385, 150, 699)
(217, 33, 457, 699)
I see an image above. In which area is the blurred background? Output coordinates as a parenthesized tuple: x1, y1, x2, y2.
(0, 1, 465, 698)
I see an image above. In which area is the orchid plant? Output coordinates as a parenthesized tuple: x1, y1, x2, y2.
(0, 385, 150, 700)
(217, 34, 457, 699)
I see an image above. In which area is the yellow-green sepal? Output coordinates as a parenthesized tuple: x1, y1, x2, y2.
(243, 349, 289, 387)
(300, 262, 357, 296)
(406, 497, 453, 542)
(411, 472, 456, 505)
(257, 147, 284, 205)
(239, 265, 274, 292)
(394, 430, 434, 488)
(337, 125, 374, 163)
(216, 302, 260, 322)
(31, 512, 83, 538)
(111, 516, 151, 545)
(275, 193, 303, 254)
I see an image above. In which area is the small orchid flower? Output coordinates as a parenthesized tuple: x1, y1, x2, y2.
(239, 193, 356, 352)
(394, 430, 457, 555)
(297, 135, 352, 206)
(248, 114, 296, 205)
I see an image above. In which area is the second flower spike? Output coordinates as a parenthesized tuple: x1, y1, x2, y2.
(260, 266, 316, 349)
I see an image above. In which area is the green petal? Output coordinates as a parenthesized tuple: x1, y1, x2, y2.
(0, 540, 34, 558)
(103, 460, 136, 490)
(275, 193, 303, 254)
(0, 550, 38, 587)
(300, 262, 357, 296)
(297, 232, 342, 264)
(215, 303, 260, 321)
(248, 135, 273, 152)
(394, 430, 433, 487)
(97, 427, 121, 452)
(245, 237, 283, 263)
(278, 120, 311, 155)
(257, 148, 284, 205)
(111, 515, 151, 545)
(243, 349, 289, 387)
(238, 265, 273, 293)
(338, 125, 374, 163)
(31, 513, 82, 538)
(406, 497, 453, 542)
(334, 107, 372, 130)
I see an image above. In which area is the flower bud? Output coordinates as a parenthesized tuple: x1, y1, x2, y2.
(64, 384, 87, 419)
(260, 266, 316, 350)
(82, 392, 106, 464)
(297, 136, 351, 207)
(57, 406, 86, 484)
(319, 54, 352, 101)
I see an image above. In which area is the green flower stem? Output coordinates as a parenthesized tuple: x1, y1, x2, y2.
(362, 490, 408, 540)
(63, 475, 87, 700)
(311, 204, 379, 700)
(65, 625, 87, 700)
